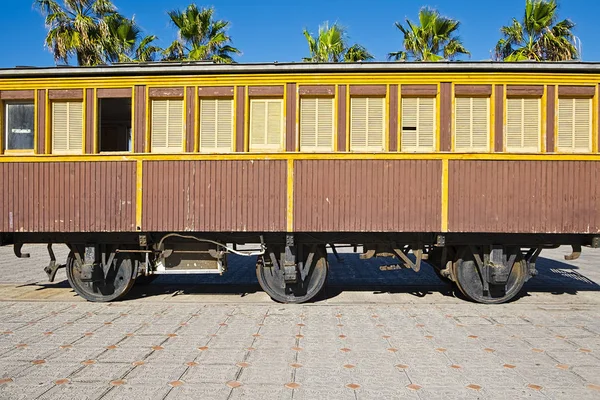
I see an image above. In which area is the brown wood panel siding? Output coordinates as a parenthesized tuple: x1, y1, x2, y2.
(285, 83, 296, 152)
(294, 160, 442, 232)
(248, 86, 284, 97)
(97, 88, 132, 98)
(48, 89, 83, 100)
(0, 90, 35, 100)
(148, 87, 184, 98)
(0, 162, 136, 232)
(142, 160, 287, 231)
(337, 85, 347, 151)
(506, 85, 544, 97)
(401, 84, 437, 97)
(198, 86, 234, 97)
(558, 85, 596, 97)
(389, 84, 399, 151)
(494, 85, 504, 152)
(439, 82, 452, 152)
(454, 85, 492, 97)
(349, 85, 387, 96)
(448, 160, 600, 233)
(298, 85, 335, 96)
(37, 90, 46, 154)
(236, 86, 245, 152)
(546, 85, 556, 153)
(85, 88, 95, 154)
(185, 87, 195, 153)
(133, 85, 146, 153)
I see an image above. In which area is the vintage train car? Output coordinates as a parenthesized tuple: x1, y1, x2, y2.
(0, 62, 599, 304)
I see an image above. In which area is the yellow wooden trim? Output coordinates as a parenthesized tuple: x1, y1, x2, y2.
(593, 85, 598, 153)
(295, 85, 300, 152)
(333, 85, 338, 151)
(553, 85, 559, 153)
(345, 85, 350, 151)
(182, 87, 188, 152)
(490, 85, 495, 153)
(130, 87, 135, 154)
(5, 152, 600, 163)
(286, 158, 294, 232)
(32, 90, 38, 154)
(45, 90, 50, 154)
(502, 84, 507, 152)
(4, 149, 35, 155)
(244, 87, 249, 152)
(145, 89, 150, 153)
(397, 85, 401, 152)
(233, 85, 237, 152)
(283, 83, 288, 151)
(437, 82, 442, 152)
(136, 159, 143, 231)
(384, 84, 390, 152)
(194, 86, 200, 152)
(441, 158, 449, 232)
(93, 88, 99, 153)
(82, 90, 87, 154)
(540, 86, 547, 153)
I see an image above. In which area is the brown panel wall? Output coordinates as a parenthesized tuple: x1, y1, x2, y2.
(294, 160, 442, 232)
(0, 162, 136, 232)
(49, 89, 83, 100)
(506, 85, 544, 97)
(37, 89, 46, 154)
(133, 85, 146, 153)
(149, 87, 184, 98)
(455, 85, 492, 96)
(236, 86, 245, 152)
(337, 85, 347, 151)
(448, 160, 600, 233)
(546, 85, 556, 153)
(1, 90, 35, 100)
(85, 88, 95, 154)
(185, 87, 195, 153)
(349, 85, 386, 96)
(142, 160, 287, 232)
(389, 84, 398, 151)
(198, 86, 234, 97)
(97, 88, 132, 98)
(439, 82, 452, 152)
(558, 85, 595, 97)
(286, 83, 297, 152)
(248, 86, 284, 96)
(298, 85, 335, 96)
(401, 84, 437, 97)
(494, 85, 504, 152)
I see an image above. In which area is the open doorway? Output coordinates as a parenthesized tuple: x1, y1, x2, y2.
(98, 98, 132, 152)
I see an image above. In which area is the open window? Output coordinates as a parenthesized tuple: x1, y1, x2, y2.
(98, 98, 132, 152)
(4, 102, 35, 152)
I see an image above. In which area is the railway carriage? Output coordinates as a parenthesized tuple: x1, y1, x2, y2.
(0, 61, 599, 304)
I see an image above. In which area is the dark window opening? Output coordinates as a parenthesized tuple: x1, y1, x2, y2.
(99, 98, 132, 152)
(402, 126, 417, 131)
(5, 102, 35, 150)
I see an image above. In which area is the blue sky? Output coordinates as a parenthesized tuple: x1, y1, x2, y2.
(1, 0, 598, 67)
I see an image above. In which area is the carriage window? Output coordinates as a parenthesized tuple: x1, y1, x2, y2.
(151, 99, 184, 153)
(300, 97, 334, 152)
(249, 98, 284, 152)
(199, 98, 234, 153)
(99, 98, 132, 152)
(401, 97, 435, 152)
(557, 97, 592, 153)
(350, 97, 385, 152)
(454, 97, 489, 152)
(506, 97, 540, 153)
(52, 101, 83, 154)
(4, 102, 35, 151)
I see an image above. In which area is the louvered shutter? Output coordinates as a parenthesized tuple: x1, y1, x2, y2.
(151, 99, 184, 153)
(505, 97, 540, 152)
(454, 97, 489, 152)
(350, 97, 385, 152)
(199, 98, 233, 152)
(557, 97, 591, 153)
(401, 97, 435, 152)
(249, 99, 284, 151)
(300, 97, 334, 152)
(52, 101, 83, 154)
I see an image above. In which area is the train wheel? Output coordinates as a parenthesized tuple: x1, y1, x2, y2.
(66, 252, 136, 302)
(257, 246, 328, 304)
(453, 248, 527, 304)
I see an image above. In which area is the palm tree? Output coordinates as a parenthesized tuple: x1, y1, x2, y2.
(302, 22, 373, 63)
(35, 0, 118, 66)
(105, 14, 161, 63)
(163, 4, 240, 63)
(388, 8, 469, 61)
(494, 0, 578, 61)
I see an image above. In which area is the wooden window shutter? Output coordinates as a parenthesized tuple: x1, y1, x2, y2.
(300, 97, 334, 152)
(52, 101, 83, 154)
(151, 99, 184, 153)
(249, 98, 284, 151)
(454, 97, 489, 152)
(199, 98, 233, 152)
(557, 97, 592, 153)
(401, 97, 436, 152)
(505, 97, 540, 152)
(350, 97, 385, 152)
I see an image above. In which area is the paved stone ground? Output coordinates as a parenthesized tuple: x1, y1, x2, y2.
(0, 245, 600, 399)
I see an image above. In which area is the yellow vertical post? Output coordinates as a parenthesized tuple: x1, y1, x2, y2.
(333, 85, 338, 151)
(233, 85, 238, 152)
(397, 85, 402, 152)
(82, 90, 87, 154)
(145, 89, 151, 153)
(593, 85, 598, 153)
(346, 85, 351, 151)
(437, 82, 442, 152)
(541, 85, 547, 153)
(295, 85, 300, 152)
(385, 84, 390, 151)
(130, 87, 135, 153)
(286, 159, 294, 233)
(490, 85, 496, 153)
(45, 89, 50, 153)
(194, 86, 200, 153)
(32, 89, 38, 154)
(244, 87, 249, 152)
